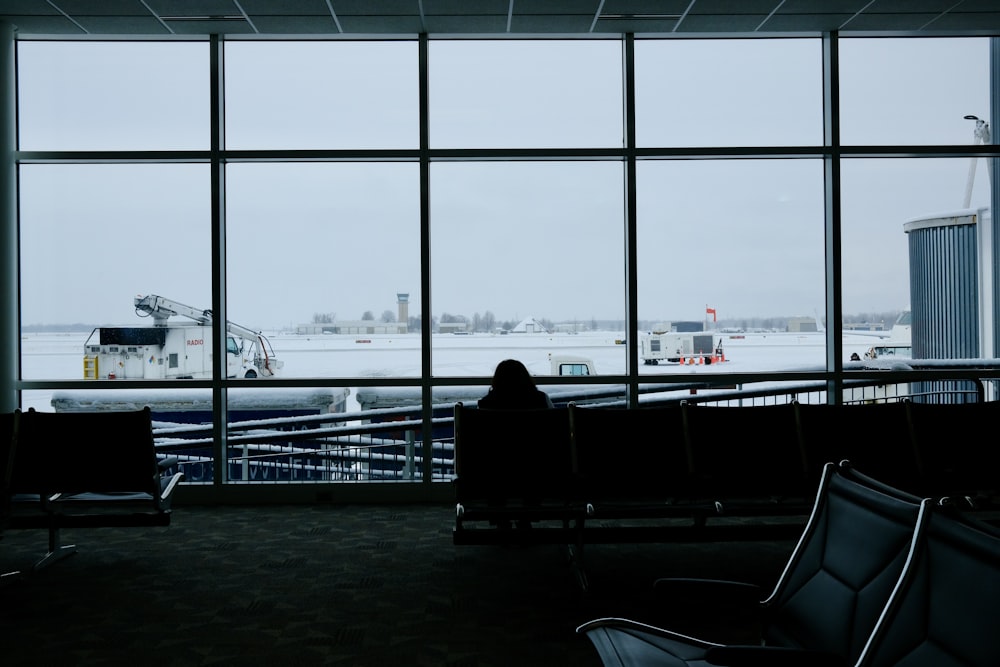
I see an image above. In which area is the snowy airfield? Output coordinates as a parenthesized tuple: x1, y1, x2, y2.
(20, 329, 882, 412)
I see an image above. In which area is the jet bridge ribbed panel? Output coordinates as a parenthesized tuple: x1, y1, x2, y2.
(905, 211, 980, 360)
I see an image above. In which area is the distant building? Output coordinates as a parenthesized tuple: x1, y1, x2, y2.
(844, 322, 886, 332)
(787, 317, 818, 332)
(296, 321, 407, 335)
(438, 321, 469, 334)
(511, 317, 547, 334)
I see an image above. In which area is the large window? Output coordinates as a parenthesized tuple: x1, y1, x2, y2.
(636, 159, 826, 371)
(19, 164, 211, 386)
(17, 41, 208, 151)
(635, 39, 823, 147)
(429, 40, 623, 149)
(225, 41, 419, 150)
(430, 161, 626, 376)
(226, 162, 422, 385)
(13, 35, 998, 492)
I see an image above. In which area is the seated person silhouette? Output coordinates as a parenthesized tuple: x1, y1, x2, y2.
(478, 358, 554, 410)
(478, 359, 553, 529)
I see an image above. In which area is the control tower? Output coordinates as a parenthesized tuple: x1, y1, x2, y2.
(397, 293, 409, 325)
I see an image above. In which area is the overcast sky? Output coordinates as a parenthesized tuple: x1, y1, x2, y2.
(15, 37, 993, 330)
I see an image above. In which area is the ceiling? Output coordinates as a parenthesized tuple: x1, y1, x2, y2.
(2, 0, 999, 38)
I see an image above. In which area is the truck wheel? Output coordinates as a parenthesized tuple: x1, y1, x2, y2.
(245, 369, 258, 379)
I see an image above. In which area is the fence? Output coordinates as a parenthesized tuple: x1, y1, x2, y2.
(153, 368, 995, 484)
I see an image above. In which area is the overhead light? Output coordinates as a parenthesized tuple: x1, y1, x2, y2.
(599, 14, 682, 20)
(161, 16, 245, 21)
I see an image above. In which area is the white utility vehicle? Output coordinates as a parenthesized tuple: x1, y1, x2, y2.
(639, 331, 723, 365)
(548, 354, 597, 376)
(83, 294, 282, 380)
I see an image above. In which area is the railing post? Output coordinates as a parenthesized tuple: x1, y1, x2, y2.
(405, 430, 416, 480)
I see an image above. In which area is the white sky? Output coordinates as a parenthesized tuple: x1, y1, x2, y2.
(14, 37, 993, 329)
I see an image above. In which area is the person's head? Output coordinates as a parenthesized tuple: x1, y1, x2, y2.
(489, 359, 537, 394)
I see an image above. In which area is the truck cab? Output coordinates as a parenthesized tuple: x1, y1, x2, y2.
(549, 355, 596, 376)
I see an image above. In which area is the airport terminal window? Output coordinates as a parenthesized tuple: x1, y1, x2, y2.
(430, 160, 626, 376)
(839, 38, 990, 146)
(224, 41, 419, 150)
(225, 161, 422, 382)
(634, 38, 822, 148)
(840, 157, 990, 329)
(17, 41, 208, 151)
(428, 39, 623, 149)
(636, 158, 826, 370)
(837, 37, 992, 360)
(11, 34, 998, 490)
(18, 163, 211, 386)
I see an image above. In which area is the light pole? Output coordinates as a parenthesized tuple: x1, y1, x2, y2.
(963, 114, 992, 208)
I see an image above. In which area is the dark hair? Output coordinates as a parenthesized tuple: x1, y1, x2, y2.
(489, 359, 537, 394)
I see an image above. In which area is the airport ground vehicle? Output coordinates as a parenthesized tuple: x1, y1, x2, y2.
(639, 331, 724, 365)
(83, 294, 282, 379)
(548, 354, 596, 376)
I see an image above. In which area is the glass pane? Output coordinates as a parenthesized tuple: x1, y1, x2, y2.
(429, 40, 624, 148)
(225, 386, 355, 484)
(635, 39, 822, 147)
(637, 159, 826, 372)
(430, 161, 626, 376)
(841, 157, 993, 363)
(225, 163, 421, 379)
(225, 41, 418, 150)
(839, 38, 990, 145)
(19, 165, 211, 380)
(17, 41, 208, 151)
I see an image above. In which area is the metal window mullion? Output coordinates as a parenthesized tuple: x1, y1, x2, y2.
(419, 33, 433, 484)
(623, 34, 639, 408)
(991, 38, 1000, 361)
(210, 34, 229, 484)
(822, 31, 843, 404)
(0, 23, 17, 413)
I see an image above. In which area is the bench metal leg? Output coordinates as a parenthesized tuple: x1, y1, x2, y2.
(33, 525, 77, 571)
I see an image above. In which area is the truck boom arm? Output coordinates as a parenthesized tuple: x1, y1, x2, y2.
(134, 294, 262, 338)
(134, 294, 212, 327)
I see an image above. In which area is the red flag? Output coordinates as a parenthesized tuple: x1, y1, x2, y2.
(706, 307, 716, 322)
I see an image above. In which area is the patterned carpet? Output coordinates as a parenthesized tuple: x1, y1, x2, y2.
(0, 504, 794, 666)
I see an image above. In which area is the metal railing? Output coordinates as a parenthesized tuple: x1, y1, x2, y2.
(154, 365, 998, 485)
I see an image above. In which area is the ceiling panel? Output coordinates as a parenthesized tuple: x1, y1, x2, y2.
(1, 0, 998, 36)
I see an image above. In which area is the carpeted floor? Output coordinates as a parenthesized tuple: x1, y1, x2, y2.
(0, 504, 795, 666)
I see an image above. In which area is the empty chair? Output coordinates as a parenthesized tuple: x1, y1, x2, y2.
(794, 402, 923, 495)
(577, 461, 924, 667)
(9, 407, 183, 569)
(14, 407, 182, 511)
(906, 400, 1000, 505)
(855, 499, 1000, 667)
(680, 402, 811, 515)
(570, 404, 704, 520)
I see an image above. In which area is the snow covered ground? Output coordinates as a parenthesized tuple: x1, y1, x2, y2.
(19, 329, 881, 412)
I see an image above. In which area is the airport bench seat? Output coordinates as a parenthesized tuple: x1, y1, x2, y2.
(452, 403, 587, 545)
(451, 398, 1000, 555)
(6, 407, 183, 570)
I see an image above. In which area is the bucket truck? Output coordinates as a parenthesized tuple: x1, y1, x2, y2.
(83, 294, 283, 380)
